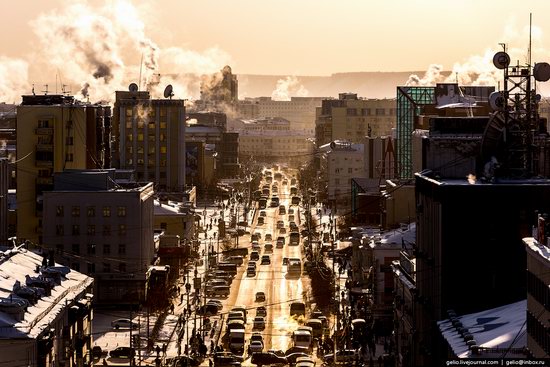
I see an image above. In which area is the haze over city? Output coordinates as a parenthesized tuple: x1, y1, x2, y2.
(2, 0, 550, 102)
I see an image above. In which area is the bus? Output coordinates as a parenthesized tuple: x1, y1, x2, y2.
(292, 329, 312, 351)
(217, 262, 237, 275)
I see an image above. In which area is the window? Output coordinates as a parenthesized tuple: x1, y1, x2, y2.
(103, 244, 111, 255)
(119, 262, 126, 273)
(126, 108, 133, 117)
(118, 224, 127, 236)
(87, 225, 96, 236)
(159, 133, 166, 142)
(87, 262, 95, 274)
(335, 178, 340, 185)
(118, 244, 126, 255)
(103, 206, 111, 217)
(376, 108, 385, 116)
(72, 206, 80, 217)
(103, 225, 111, 236)
(348, 168, 353, 174)
(72, 243, 80, 254)
(87, 243, 96, 254)
(87, 206, 95, 217)
(117, 206, 126, 217)
(56, 225, 64, 236)
(160, 146, 167, 154)
(126, 120, 132, 129)
(66, 153, 74, 162)
(56, 244, 63, 254)
(160, 122, 166, 129)
(137, 133, 144, 142)
(72, 225, 80, 236)
(103, 263, 111, 273)
(56, 206, 64, 217)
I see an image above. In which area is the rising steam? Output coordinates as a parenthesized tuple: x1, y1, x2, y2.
(271, 76, 309, 101)
(0, 0, 232, 103)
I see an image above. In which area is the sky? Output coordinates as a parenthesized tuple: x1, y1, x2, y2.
(1, 0, 550, 102)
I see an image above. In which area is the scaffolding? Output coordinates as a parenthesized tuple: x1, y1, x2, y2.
(396, 86, 435, 179)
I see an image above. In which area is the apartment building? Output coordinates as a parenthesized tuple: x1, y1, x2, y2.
(42, 170, 154, 304)
(16, 94, 111, 244)
(0, 248, 93, 367)
(112, 90, 186, 192)
(315, 93, 396, 147)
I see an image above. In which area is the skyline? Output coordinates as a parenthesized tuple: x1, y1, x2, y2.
(2, 0, 550, 102)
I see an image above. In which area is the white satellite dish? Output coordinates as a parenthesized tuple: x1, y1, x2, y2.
(128, 83, 138, 92)
(493, 52, 510, 70)
(489, 91, 506, 111)
(163, 85, 174, 99)
(534, 62, 550, 82)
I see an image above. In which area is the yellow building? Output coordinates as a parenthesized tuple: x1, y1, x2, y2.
(112, 90, 186, 192)
(16, 94, 110, 243)
(315, 93, 396, 146)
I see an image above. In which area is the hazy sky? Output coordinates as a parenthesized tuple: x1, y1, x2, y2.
(2, 0, 550, 103)
(2, 0, 550, 76)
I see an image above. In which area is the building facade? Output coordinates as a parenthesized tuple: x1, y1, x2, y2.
(42, 170, 155, 304)
(16, 95, 111, 244)
(112, 90, 186, 192)
(0, 249, 94, 367)
(315, 93, 396, 147)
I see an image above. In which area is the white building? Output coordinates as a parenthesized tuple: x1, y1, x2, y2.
(0, 248, 93, 367)
(319, 141, 365, 210)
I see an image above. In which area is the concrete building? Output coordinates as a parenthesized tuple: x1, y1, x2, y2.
(16, 94, 111, 244)
(42, 170, 155, 305)
(0, 104, 16, 188)
(234, 117, 314, 165)
(523, 227, 550, 358)
(0, 248, 93, 367)
(318, 141, 365, 211)
(112, 90, 186, 192)
(315, 93, 396, 147)
(154, 199, 196, 243)
(0, 159, 8, 245)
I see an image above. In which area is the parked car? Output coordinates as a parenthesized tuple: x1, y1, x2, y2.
(251, 352, 287, 366)
(255, 292, 266, 302)
(111, 318, 138, 330)
(109, 347, 135, 359)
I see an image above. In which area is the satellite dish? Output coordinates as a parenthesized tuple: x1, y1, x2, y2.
(128, 83, 138, 92)
(489, 91, 506, 111)
(163, 84, 174, 99)
(493, 52, 510, 70)
(534, 62, 550, 82)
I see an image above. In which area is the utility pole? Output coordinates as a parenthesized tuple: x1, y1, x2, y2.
(333, 215, 339, 365)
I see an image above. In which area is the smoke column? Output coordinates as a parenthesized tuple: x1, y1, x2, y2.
(271, 76, 309, 101)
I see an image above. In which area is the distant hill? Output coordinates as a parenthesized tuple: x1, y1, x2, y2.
(237, 71, 433, 99)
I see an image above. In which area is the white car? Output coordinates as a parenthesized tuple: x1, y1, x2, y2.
(111, 318, 138, 330)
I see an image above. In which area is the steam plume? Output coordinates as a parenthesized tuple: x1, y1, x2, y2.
(0, 57, 30, 103)
(271, 76, 309, 101)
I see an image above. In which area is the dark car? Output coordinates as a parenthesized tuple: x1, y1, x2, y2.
(197, 303, 219, 316)
(251, 352, 287, 366)
(171, 355, 200, 367)
(214, 352, 243, 366)
(286, 352, 309, 364)
(92, 346, 103, 360)
(109, 346, 135, 359)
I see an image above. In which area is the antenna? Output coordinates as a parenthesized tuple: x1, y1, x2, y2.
(32, 84, 35, 96)
(163, 85, 174, 99)
(129, 83, 139, 92)
(42, 84, 48, 95)
(139, 53, 143, 91)
(529, 13, 532, 67)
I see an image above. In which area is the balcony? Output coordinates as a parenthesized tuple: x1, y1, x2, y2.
(35, 127, 53, 135)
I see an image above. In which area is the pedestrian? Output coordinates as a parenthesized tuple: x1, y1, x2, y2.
(180, 294, 183, 304)
(102, 358, 107, 366)
(155, 345, 161, 357)
(209, 359, 213, 367)
(163, 343, 167, 355)
(170, 304, 174, 314)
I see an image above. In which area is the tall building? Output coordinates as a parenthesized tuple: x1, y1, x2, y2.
(0, 104, 16, 188)
(42, 170, 155, 304)
(112, 90, 186, 192)
(315, 93, 396, 147)
(0, 159, 8, 245)
(0, 248, 93, 367)
(16, 94, 111, 244)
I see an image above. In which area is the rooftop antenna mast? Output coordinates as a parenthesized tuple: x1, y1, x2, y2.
(42, 84, 48, 95)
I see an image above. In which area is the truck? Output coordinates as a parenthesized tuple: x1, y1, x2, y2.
(228, 329, 245, 354)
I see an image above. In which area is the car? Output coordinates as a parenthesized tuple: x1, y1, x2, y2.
(279, 227, 287, 234)
(277, 220, 284, 229)
(283, 257, 289, 266)
(277, 236, 286, 246)
(288, 215, 295, 222)
(247, 267, 256, 277)
(214, 352, 243, 366)
(197, 303, 219, 316)
(255, 292, 266, 302)
(207, 285, 230, 298)
(251, 332, 263, 343)
(172, 355, 201, 367)
(248, 340, 264, 354)
(295, 356, 315, 367)
(285, 346, 309, 356)
(225, 256, 244, 266)
(264, 243, 273, 253)
(257, 217, 264, 225)
(253, 316, 265, 330)
(283, 180, 288, 185)
(323, 349, 358, 363)
(109, 347, 135, 359)
(265, 233, 272, 241)
(92, 346, 103, 360)
(261, 255, 271, 265)
(288, 208, 294, 215)
(251, 352, 287, 366)
(260, 210, 266, 217)
(286, 352, 310, 364)
(267, 349, 286, 357)
(256, 306, 267, 317)
(250, 251, 260, 261)
(252, 242, 261, 251)
(111, 318, 138, 330)
(207, 299, 223, 310)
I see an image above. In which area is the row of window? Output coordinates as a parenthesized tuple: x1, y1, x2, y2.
(73, 261, 126, 274)
(345, 108, 395, 116)
(334, 168, 358, 174)
(526, 310, 550, 354)
(527, 270, 550, 311)
(55, 224, 127, 236)
(57, 206, 126, 217)
(57, 243, 127, 255)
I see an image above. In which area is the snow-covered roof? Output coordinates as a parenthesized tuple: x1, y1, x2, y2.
(0, 249, 92, 339)
(369, 223, 416, 249)
(523, 237, 550, 262)
(438, 300, 526, 358)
